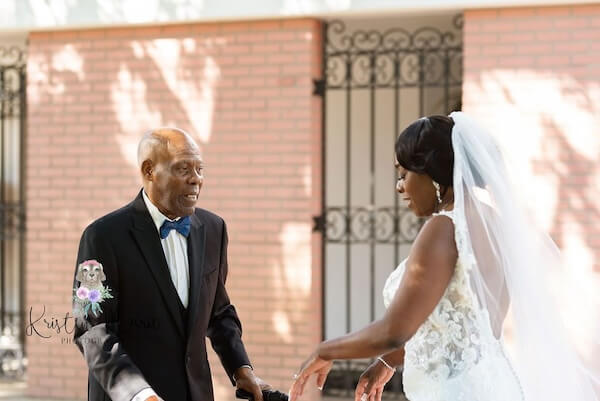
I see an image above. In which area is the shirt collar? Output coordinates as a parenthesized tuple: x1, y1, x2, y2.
(142, 190, 178, 233)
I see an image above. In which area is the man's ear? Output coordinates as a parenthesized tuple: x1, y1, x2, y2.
(141, 160, 154, 181)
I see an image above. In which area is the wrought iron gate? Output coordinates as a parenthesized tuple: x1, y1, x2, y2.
(0, 46, 26, 377)
(313, 16, 463, 398)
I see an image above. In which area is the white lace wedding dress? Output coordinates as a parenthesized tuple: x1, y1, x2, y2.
(382, 210, 525, 401)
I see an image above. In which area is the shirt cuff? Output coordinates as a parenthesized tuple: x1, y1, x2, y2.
(233, 364, 254, 384)
(131, 387, 157, 401)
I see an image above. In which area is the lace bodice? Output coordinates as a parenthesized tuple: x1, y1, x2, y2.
(382, 210, 525, 401)
(383, 210, 485, 381)
(382, 211, 525, 400)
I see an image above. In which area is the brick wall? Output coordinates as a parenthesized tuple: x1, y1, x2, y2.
(26, 19, 322, 400)
(463, 5, 600, 273)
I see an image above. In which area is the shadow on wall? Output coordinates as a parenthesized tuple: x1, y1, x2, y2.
(27, 22, 319, 400)
(29, 34, 217, 168)
(464, 69, 600, 386)
(27, 29, 224, 400)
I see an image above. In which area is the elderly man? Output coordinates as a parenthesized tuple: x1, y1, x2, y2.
(72, 128, 268, 401)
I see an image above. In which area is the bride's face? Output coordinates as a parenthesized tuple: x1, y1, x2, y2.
(395, 158, 437, 217)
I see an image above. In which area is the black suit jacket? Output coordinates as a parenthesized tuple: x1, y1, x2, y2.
(73, 191, 251, 401)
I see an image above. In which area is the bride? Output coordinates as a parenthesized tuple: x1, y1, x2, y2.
(289, 112, 599, 401)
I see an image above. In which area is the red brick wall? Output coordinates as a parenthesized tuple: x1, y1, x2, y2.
(26, 19, 322, 400)
(463, 5, 600, 273)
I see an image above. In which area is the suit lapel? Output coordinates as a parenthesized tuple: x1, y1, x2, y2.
(186, 213, 205, 338)
(130, 192, 186, 339)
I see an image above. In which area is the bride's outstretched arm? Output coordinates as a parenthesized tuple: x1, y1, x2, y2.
(290, 216, 457, 400)
(379, 347, 405, 368)
(319, 215, 457, 360)
(353, 348, 405, 401)
(322, 217, 456, 360)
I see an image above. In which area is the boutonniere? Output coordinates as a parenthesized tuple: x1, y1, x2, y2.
(73, 259, 113, 319)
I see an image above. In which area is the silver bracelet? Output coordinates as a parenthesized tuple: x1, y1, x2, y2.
(377, 356, 396, 372)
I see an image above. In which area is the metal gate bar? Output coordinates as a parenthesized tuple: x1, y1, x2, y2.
(314, 16, 463, 398)
(0, 45, 26, 378)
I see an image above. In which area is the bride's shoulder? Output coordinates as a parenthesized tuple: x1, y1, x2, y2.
(411, 213, 457, 265)
(423, 211, 455, 237)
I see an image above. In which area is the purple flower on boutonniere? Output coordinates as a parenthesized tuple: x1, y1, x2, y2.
(73, 259, 114, 320)
(76, 286, 89, 300)
(88, 289, 101, 303)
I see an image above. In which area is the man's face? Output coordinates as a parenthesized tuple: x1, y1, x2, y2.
(149, 136, 203, 219)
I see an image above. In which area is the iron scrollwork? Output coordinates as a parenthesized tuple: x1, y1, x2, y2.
(0, 45, 26, 379)
(320, 15, 463, 399)
(325, 17, 463, 89)
(0, 203, 25, 240)
(0, 46, 26, 107)
(0, 47, 26, 67)
(0, 46, 26, 240)
(323, 206, 423, 244)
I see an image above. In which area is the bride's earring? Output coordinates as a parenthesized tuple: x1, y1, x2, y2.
(432, 181, 442, 205)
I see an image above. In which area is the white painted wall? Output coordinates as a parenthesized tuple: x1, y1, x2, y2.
(324, 13, 462, 339)
(0, 0, 593, 32)
(0, 34, 27, 48)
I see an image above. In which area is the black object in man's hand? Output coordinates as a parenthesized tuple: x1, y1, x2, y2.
(236, 388, 289, 401)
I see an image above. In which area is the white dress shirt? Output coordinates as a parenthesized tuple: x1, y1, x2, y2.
(132, 191, 191, 401)
(142, 190, 190, 308)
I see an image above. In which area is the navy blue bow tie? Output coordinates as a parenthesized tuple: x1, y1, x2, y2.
(159, 216, 191, 239)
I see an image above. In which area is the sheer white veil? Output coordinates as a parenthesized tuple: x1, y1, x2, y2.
(449, 111, 599, 400)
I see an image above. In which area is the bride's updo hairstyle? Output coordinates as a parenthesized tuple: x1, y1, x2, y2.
(395, 115, 455, 196)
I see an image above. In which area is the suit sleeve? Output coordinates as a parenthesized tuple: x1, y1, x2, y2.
(206, 219, 251, 385)
(73, 224, 152, 400)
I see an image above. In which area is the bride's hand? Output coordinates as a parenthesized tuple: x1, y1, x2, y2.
(354, 359, 395, 401)
(289, 349, 333, 401)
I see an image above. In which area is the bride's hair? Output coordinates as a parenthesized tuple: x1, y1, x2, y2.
(395, 115, 455, 194)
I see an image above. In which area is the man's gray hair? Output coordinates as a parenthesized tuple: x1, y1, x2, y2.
(137, 130, 169, 168)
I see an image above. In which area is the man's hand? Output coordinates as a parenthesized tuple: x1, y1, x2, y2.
(234, 366, 271, 401)
(354, 359, 395, 401)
